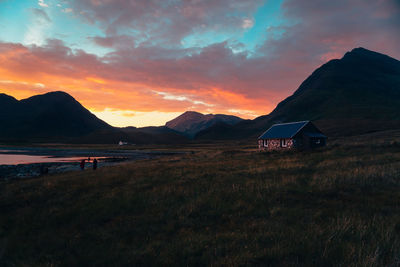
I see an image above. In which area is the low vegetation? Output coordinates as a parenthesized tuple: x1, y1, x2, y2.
(1, 133, 400, 266)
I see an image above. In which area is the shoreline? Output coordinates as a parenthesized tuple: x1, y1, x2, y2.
(0, 146, 184, 179)
(0, 157, 129, 179)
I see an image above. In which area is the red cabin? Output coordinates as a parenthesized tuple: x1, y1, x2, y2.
(258, 121, 327, 151)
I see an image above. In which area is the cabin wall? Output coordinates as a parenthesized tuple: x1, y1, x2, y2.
(302, 135, 310, 149)
(299, 135, 326, 150)
(259, 138, 294, 151)
(258, 139, 264, 150)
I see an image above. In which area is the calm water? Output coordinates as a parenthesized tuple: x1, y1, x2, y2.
(0, 150, 105, 165)
(0, 154, 101, 165)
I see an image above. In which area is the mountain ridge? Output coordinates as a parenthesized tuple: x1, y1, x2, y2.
(165, 111, 243, 138)
(0, 91, 112, 141)
(0, 91, 189, 144)
(196, 47, 400, 140)
(2, 47, 400, 143)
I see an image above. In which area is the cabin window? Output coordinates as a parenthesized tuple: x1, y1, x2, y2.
(264, 140, 268, 147)
(316, 139, 321, 144)
(280, 139, 287, 147)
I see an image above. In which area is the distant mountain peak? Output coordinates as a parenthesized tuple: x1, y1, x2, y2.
(179, 111, 205, 118)
(349, 47, 370, 53)
(25, 91, 77, 101)
(182, 110, 202, 115)
(166, 111, 243, 138)
(342, 47, 397, 63)
(45, 90, 71, 96)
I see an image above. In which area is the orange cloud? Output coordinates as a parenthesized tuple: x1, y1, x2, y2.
(86, 77, 107, 84)
(2, 19, 399, 128)
(0, 40, 285, 127)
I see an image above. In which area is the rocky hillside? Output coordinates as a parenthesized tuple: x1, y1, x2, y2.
(166, 111, 243, 138)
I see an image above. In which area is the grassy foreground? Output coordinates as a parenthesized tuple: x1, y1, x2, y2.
(1, 135, 400, 266)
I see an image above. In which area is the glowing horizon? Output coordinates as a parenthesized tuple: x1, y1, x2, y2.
(0, 0, 399, 127)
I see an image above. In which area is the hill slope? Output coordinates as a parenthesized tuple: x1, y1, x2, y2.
(197, 47, 400, 139)
(0, 91, 189, 144)
(74, 126, 188, 145)
(0, 91, 112, 141)
(267, 47, 400, 122)
(166, 111, 243, 138)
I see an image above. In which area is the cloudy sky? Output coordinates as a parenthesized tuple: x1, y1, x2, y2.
(0, 0, 399, 126)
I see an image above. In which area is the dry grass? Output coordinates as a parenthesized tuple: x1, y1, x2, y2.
(1, 136, 400, 266)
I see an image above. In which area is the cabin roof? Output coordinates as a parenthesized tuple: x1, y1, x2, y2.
(258, 121, 310, 139)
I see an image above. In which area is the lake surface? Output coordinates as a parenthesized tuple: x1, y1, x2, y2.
(0, 153, 104, 165)
(0, 147, 177, 178)
(0, 146, 175, 166)
(0, 148, 115, 165)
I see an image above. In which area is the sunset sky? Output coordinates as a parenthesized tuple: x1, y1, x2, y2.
(0, 0, 399, 127)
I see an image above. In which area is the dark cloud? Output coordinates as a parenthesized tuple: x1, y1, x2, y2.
(89, 35, 136, 50)
(272, 0, 400, 58)
(71, 0, 263, 44)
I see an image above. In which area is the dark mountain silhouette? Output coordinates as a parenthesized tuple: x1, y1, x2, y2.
(166, 111, 243, 138)
(0, 93, 18, 111)
(0, 91, 188, 144)
(120, 126, 188, 144)
(197, 47, 400, 140)
(76, 126, 188, 145)
(3, 47, 399, 143)
(0, 91, 112, 141)
(194, 121, 236, 140)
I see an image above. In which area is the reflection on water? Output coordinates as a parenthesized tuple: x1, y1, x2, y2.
(0, 154, 104, 165)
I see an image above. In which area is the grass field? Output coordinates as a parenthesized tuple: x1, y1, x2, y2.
(1, 132, 400, 266)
